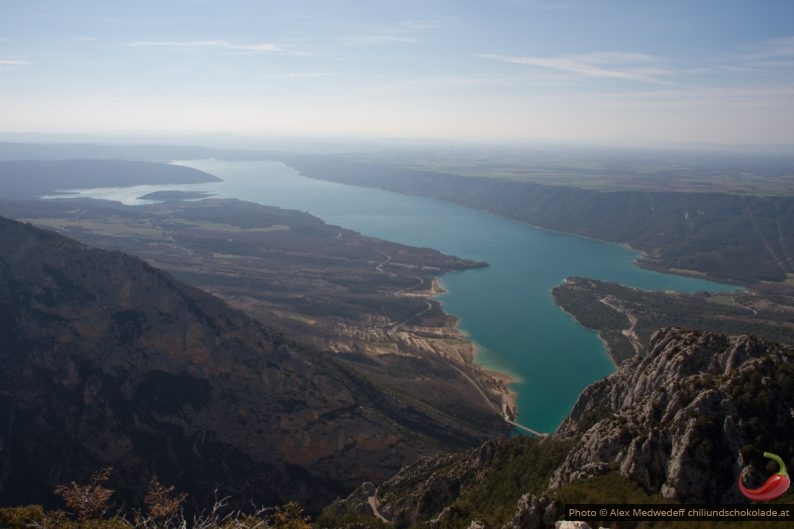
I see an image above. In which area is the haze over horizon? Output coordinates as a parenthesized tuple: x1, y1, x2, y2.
(2, 0, 794, 147)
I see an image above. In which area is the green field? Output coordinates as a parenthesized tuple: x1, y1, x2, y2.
(164, 218, 290, 232)
(18, 217, 171, 241)
(331, 147, 794, 195)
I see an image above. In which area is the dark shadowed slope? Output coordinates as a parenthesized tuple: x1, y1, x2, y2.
(0, 216, 501, 513)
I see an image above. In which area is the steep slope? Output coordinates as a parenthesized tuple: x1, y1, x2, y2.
(325, 328, 794, 528)
(0, 216, 502, 513)
(552, 327, 794, 503)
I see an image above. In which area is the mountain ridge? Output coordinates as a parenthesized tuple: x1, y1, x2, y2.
(0, 159, 220, 199)
(0, 215, 504, 513)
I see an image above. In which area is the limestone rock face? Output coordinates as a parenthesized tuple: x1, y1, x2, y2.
(329, 327, 794, 527)
(551, 328, 794, 503)
(502, 494, 561, 529)
(554, 522, 593, 529)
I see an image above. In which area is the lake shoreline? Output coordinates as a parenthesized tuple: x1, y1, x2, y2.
(429, 277, 521, 424)
(282, 162, 742, 289)
(70, 158, 735, 432)
(551, 279, 622, 369)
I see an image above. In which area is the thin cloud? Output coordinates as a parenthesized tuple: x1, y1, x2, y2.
(477, 51, 675, 84)
(739, 35, 794, 60)
(343, 20, 437, 46)
(523, 85, 794, 110)
(127, 40, 283, 53)
(376, 74, 524, 92)
(687, 35, 794, 80)
(490, 0, 571, 10)
(0, 59, 29, 65)
(259, 72, 336, 79)
(725, 35, 794, 76)
(393, 20, 438, 31)
(347, 35, 420, 45)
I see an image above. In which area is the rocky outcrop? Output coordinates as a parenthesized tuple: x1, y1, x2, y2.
(327, 327, 794, 527)
(551, 327, 794, 503)
(326, 440, 507, 528)
(502, 494, 561, 529)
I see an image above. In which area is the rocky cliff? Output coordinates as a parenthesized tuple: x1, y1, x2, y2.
(324, 328, 794, 528)
(552, 327, 794, 503)
(0, 216, 500, 513)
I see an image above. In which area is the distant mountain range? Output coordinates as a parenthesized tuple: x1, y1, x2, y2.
(0, 159, 219, 199)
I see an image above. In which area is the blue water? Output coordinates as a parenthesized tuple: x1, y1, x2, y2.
(64, 159, 737, 432)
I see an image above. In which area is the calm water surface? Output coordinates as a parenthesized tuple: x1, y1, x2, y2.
(64, 160, 737, 432)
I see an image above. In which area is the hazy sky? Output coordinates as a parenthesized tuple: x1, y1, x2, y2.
(2, 0, 794, 146)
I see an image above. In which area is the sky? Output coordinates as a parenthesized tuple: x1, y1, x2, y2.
(1, 0, 794, 146)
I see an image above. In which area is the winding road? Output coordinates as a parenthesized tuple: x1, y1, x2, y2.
(367, 491, 390, 524)
(372, 247, 435, 330)
(599, 295, 642, 356)
(448, 359, 548, 437)
(374, 247, 391, 272)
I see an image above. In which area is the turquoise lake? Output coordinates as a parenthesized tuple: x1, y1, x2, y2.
(67, 159, 737, 433)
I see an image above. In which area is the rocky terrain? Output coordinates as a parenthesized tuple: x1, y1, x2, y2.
(324, 328, 794, 528)
(0, 216, 505, 514)
(552, 328, 794, 502)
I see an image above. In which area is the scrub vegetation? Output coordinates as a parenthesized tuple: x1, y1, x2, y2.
(553, 277, 794, 364)
(288, 153, 794, 284)
(0, 470, 311, 529)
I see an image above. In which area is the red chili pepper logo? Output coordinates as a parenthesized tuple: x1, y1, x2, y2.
(739, 451, 790, 502)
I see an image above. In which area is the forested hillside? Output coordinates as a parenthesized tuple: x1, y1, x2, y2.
(289, 158, 794, 284)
